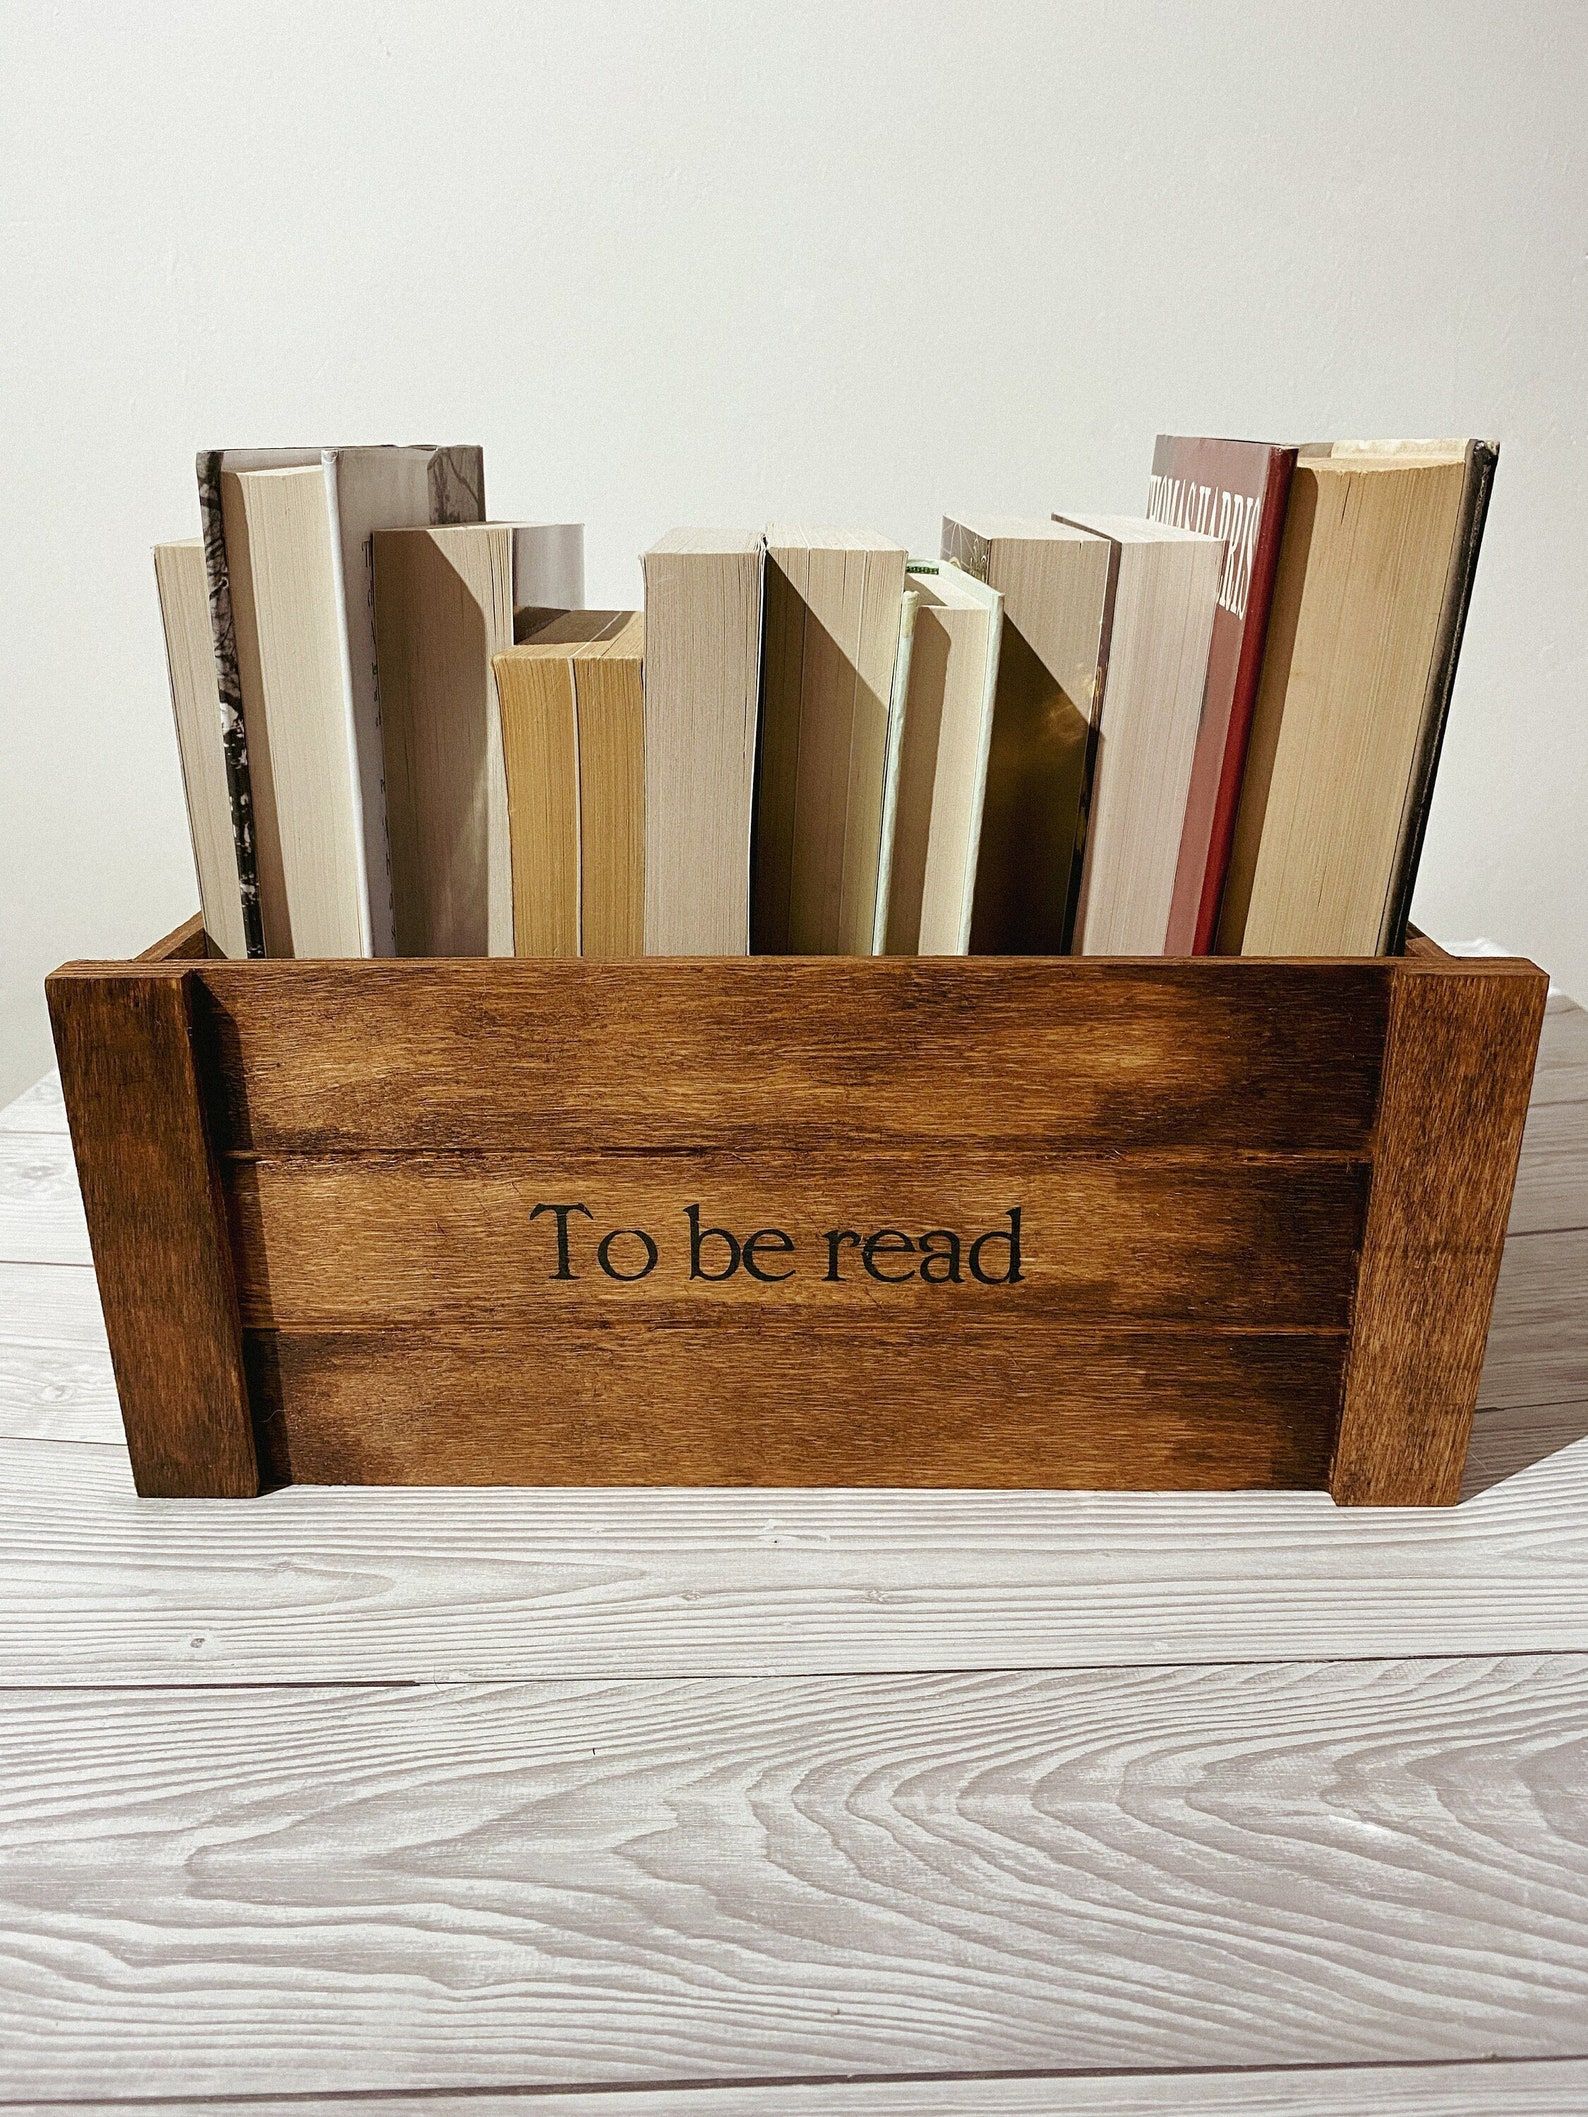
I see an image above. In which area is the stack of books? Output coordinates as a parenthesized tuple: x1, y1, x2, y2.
(155, 434, 1495, 965)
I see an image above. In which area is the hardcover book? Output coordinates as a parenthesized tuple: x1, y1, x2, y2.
(1146, 437, 1296, 953)
(1219, 440, 1497, 957)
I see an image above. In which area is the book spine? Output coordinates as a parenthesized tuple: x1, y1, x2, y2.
(1196, 448, 1297, 954)
(194, 451, 266, 958)
(1380, 442, 1498, 954)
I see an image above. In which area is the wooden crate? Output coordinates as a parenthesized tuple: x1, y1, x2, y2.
(46, 915, 1545, 1505)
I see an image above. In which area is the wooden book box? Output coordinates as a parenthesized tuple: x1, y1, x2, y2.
(48, 917, 1544, 1505)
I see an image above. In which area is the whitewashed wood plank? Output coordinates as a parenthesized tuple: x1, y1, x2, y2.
(3, 1657, 1587, 2097)
(1532, 1000, 1588, 1108)
(0, 1262, 118, 1444)
(1510, 1099, 1588, 1233)
(5, 1409, 1588, 1683)
(1481, 1230, 1588, 1410)
(8, 2056, 1585, 2114)
(1466, 1399, 1588, 1495)
(0, 1131, 89, 1265)
(0, 1068, 66, 1136)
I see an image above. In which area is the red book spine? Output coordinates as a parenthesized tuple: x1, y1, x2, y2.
(1150, 440, 1297, 954)
(1190, 450, 1294, 952)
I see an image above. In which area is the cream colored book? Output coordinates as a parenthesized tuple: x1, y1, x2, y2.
(494, 612, 643, 958)
(870, 585, 920, 952)
(575, 615, 646, 960)
(641, 530, 764, 955)
(753, 527, 908, 955)
(1052, 512, 1223, 955)
(940, 515, 1112, 953)
(1219, 443, 1491, 957)
(373, 522, 585, 956)
(880, 561, 1003, 956)
(152, 540, 249, 960)
(221, 465, 366, 957)
(196, 443, 483, 956)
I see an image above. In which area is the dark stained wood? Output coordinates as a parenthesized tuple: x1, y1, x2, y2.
(138, 912, 211, 962)
(192, 957, 1391, 1155)
(1330, 959, 1547, 1506)
(46, 966, 258, 1497)
(46, 938, 1547, 1504)
(226, 1149, 1367, 1328)
(252, 1323, 1339, 1490)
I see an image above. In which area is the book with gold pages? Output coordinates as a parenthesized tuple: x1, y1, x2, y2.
(493, 611, 645, 959)
(1219, 440, 1497, 957)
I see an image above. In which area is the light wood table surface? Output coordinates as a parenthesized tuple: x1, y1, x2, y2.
(2, 994, 1586, 2114)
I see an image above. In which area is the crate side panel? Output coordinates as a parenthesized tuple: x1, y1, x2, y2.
(46, 969, 258, 1497)
(1331, 963, 1548, 1505)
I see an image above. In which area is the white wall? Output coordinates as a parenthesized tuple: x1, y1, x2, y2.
(2, 0, 1584, 1103)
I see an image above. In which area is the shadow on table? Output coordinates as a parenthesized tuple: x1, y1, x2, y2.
(1462, 1222, 1588, 1498)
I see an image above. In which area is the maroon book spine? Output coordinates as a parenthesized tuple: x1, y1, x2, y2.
(1147, 437, 1296, 954)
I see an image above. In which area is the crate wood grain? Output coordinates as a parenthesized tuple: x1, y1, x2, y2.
(46, 926, 1544, 1503)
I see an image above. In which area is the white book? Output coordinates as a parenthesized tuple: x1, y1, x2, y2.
(870, 585, 920, 953)
(641, 531, 765, 955)
(880, 560, 1003, 956)
(152, 540, 249, 959)
(1053, 511, 1223, 955)
(196, 444, 483, 955)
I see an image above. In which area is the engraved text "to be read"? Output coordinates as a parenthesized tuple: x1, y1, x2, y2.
(528, 1204, 1025, 1286)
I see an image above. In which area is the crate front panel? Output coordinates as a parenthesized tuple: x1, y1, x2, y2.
(190, 958, 1391, 1154)
(248, 1325, 1343, 1490)
(186, 958, 1387, 1492)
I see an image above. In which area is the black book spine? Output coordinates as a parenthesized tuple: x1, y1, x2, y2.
(195, 451, 266, 959)
(1384, 440, 1499, 955)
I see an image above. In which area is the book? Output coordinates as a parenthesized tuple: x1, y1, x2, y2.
(494, 612, 644, 958)
(221, 465, 366, 955)
(879, 561, 1002, 956)
(1145, 438, 1297, 953)
(870, 584, 920, 952)
(939, 515, 1112, 953)
(640, 531, 765, 954)
(752, 528, 909, 955)
(195, 443, 484, 956)
(1218, 440, 1498, 957)
(151, 541, 249, 960)
(372, 522, 585, 956)
(1051, 512, 1224, 955)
